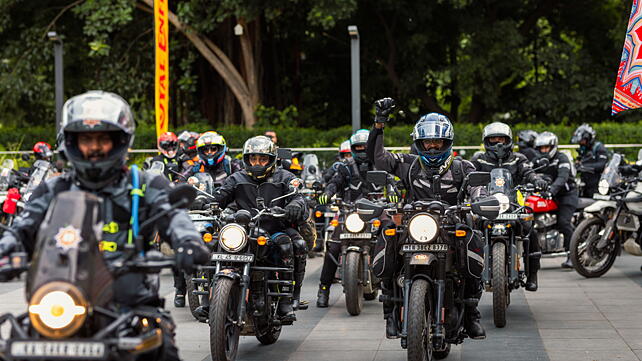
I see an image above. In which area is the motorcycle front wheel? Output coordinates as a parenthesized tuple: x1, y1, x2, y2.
(344, 251, 364, 316)
(407, 279, 433, 361)
(209, 278, 241, 361)
(492, 242, 508, 328)
(570, 217, 618, 278)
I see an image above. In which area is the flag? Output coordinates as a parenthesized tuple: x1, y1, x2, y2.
(154, 0, 169, 137)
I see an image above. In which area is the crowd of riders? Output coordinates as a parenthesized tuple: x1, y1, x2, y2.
(0, 89, 629, 360)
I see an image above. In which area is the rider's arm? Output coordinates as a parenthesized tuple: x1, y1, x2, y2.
(212, 172, 238, 209)
(549, 153, 572, 196)
(323, 165, 347, 198)
(581, 143, 609, 173)
(462, 160, 487, 201)
(367, 124, 409, 179)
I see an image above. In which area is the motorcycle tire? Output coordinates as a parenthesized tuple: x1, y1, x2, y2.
(255, 322, 282, 345)
(407, 279, 433, 361)
(433, 343, 451, 360)
(209, 278, 241, 361)
(344, 251, 364, 316)
(570, 217, 618, 278)
(186, 271, 207, 320)
(492, 242, 508, 328)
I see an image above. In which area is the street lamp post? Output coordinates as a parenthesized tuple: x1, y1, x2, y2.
(47, 31, 64, 137)
(348, 25, 360, 133)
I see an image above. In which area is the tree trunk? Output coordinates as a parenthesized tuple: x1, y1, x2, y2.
(237, 17, 260, 128)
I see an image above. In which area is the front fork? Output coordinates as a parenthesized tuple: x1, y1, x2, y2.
(213, 261, 251, 326)
(597, 208, 621, 250)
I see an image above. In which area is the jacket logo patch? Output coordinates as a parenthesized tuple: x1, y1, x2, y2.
(55, 225, 82, 250)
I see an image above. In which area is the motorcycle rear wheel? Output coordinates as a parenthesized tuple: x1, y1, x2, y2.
(344, 251, 364, 316)
(570, 217, 618, 278)
(407, 279, 433, 361)
(209, 278, 241, 361)
(492, 242, 508, 328)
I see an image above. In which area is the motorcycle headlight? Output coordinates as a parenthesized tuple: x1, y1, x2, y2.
(598, 179, 609, 195)
(494, 193, 510, 214)
(28, 281, 87, 339)
(345, 213, 365, 233)
(218, 224, 247, 253)
(408, 213, 439, 243)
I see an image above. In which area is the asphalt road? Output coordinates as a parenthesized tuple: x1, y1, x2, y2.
(3, 254, 642, 361)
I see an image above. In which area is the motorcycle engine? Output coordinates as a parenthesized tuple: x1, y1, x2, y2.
(534, 213, 557, 229)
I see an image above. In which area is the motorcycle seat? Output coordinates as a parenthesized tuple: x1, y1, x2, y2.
(577, 197, 596, 210)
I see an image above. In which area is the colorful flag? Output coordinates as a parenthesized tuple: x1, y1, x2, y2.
(154, 0, 169, 137)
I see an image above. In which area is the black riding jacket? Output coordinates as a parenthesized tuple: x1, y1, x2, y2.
(324, 158, 382, 202)
(577, 141, 609, 195)
(471, 151, 540, 185)
(535, 152, 576, 196)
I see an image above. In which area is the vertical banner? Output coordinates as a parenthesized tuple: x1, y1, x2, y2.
(613, 0, 642, 115)
(154, 0, 169, 137)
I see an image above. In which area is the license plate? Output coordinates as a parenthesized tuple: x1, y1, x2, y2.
(189, 214, 216, 221)
(211, 253, 254, 262)
(324, 212, 336, 217)
(402, 244, 448, 252)
(339, 232, 372, 239)
(593, 194, 610, 201)
(496, 213, 519, 220)
(10, 341, 106, 359)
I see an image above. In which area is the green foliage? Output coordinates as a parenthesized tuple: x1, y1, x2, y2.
(255, 105, 299, 128)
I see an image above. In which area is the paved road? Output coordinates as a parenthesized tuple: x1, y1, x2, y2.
(2, 254, 642, 361)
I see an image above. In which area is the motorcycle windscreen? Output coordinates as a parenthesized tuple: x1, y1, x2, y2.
(488, 168, 514, 198)
(194, 172, 216, 194)
(27, 190, 113, 308)
(0, 159, 13, 191)
(600, 154, 623, 189)
(23, 160, 51, 202)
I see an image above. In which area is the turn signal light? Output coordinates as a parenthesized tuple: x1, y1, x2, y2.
(373, 219, 381, 228)
(384, 229, 396, 236)
(202, 233, 213, 243)
(315, 211, 322, 218)
(455, 230, 467, 237)
(257, 236, 267, 246)
(330, 220, 339, 227)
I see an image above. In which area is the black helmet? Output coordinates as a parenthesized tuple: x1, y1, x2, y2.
(571, 123, 596, 146)
(534, 131, 558, 159)
(516, 130, 538, 150)
(61, 90, 134, 189)
(411, 113, 454, 172)
(242, 136, 277, 180)
(482, 122, 513, 161)
(349, 129, 369, 164)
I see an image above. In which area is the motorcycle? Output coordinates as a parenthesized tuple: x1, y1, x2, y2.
(0, 184, 197, 361)
(357, 171, 505, 361)
(480, 168, 536, 328)
(569, 153, 642, 278)
(207, 178, 307, 361)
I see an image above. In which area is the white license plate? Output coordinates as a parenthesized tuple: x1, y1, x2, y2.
(593, 194, 610, 200)
(211, 253, 254, 262)
(496, 213, 519, 220)
(324, 212, 336, 217)
(10, 341, 106, 359)
(402, 244, 448, 252)
(339, 232, 372, 239)
(189, 214, 216, 221)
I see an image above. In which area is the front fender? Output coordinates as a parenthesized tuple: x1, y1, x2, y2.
(585, 200, 617, 213)
(345, 246, 363, 253)
(213, 270, 241, 282)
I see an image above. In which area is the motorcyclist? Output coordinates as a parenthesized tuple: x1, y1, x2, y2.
(213, 136, 309, 320)
(322, 140, 352, 183)
(571, 124, 609, 197)
(177, 130, 200, 172)
(0, 91, 209, 360)
(315, 130, 395, 308)
(182, 131, 242, 187)
(367, 98, 487, 340)
(470, 122, 548, 291)
(533, 131, 579, 269)
(144, 131, 181, 181)
(32, 141, 53, 162)
(516, 130, 539, 161)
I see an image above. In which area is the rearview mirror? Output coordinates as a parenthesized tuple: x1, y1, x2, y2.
(168, 184, 197, 208)
(355, 198, 383, 221)
(467, 172, 491, 187)
(366, 171, 388, 186)
(470, 195, 501, 220)
(277, 148, 292, 160)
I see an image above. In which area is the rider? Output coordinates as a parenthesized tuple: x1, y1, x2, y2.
(213, 136, 309, 321)
(144, 131, 181, 181)
(177, 130, 200, 172)
(534, 131, 579, 269)
(315, 130, 396, 308)
(32, 141, 53, 162)
(571, 124, 609, 198)
(367, 98, 487, 340)
(322, 140, 352, 183)
(0, 91, 209, 360)
(470, 122, 549, 291)
(516, 130, 539, 161)
(182, 131, 241, 187)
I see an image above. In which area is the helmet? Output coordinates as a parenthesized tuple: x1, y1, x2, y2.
(534, 131, 558, 159)
(33, 142, 53, 161)
(339, 140, 351, 154)
(61, 90, 134, 189)
(412, 113, 454, 170)
(571, 123, 596, 146)
(196, 131, 227, 166)
(482, 122, 513, 161)
(177, 130, 200, 158)
(157, 132, 178, 159)
(242, 136, 277, 180)
(516, 130, 538, 150)
(349, 129, 370, 164)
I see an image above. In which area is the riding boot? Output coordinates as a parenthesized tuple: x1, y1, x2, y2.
(526, 257, 540, 292)
(278, 297, 296, 323)
(292, 270, 306, 310)
(464, 306, 486, 340)
(316, 284, 330, 308)
(561, 257, 573, 269)
(384, 313, 398, 339)
(173, 289, 185, 308)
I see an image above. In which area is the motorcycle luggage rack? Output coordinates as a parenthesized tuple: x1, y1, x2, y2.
(191, 278, 208, 284)
(253, 266, 293, 272)
(267, 280, 294, 286)
(193, 291, 209, 296)
(266, 292, 294, 297)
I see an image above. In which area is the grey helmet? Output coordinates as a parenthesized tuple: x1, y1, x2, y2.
(534, 131, 559, 159)
(516, 130, 538, 150)
(61, 90, 134, 189)
(571, 123, 596, 147)
(349, 129, 370, 164)
(482, 122, 513, 161)
(242, 136, 277, 180)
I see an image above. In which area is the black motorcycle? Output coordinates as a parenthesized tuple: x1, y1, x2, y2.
(0, 184, 196, 361)
(357, 172, 503, 361)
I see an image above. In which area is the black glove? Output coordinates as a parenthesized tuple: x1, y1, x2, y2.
(620, 164, 642, 176)
(176, 241, 209, 274)
(167, 162, 179, 174)
(539, 191, 552, 199)
(374, 97, 396, 123)
(285, 202, 305, 221)
(533, 178, 549, 190)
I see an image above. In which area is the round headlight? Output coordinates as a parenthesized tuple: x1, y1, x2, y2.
(28, 281, 87, 339)
(598, 179, 609, 195)
(345, 213, 365, 233)
(408, 213, 439, 243)
(494, 193, 510, 214)
(219, 224, 247, 252)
